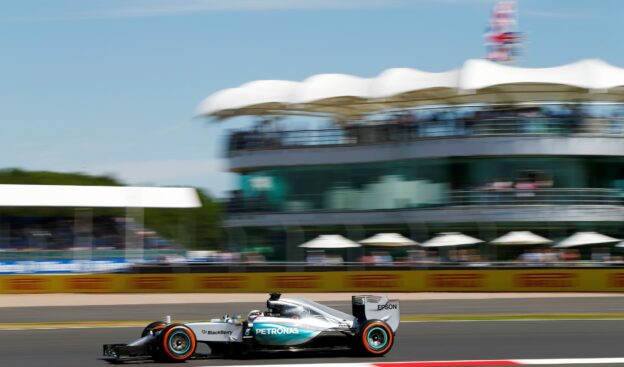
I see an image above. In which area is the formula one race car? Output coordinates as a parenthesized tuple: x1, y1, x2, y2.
(102, 293, 399, 363)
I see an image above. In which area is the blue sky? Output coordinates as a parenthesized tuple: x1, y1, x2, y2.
(1, 0, 622, 197)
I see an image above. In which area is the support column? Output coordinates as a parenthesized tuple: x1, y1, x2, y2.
(285, 224, 304, 271)
(73, 208, 93, 263)
(225, 226, 246, 272)
(478, 222, 497, 262)
(1, 213, 9, 251)
(125, 207, 144, 264)
(407, 221, 428, 267)
(346, 224, 365, 265)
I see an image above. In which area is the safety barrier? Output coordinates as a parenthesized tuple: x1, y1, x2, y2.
(2, 269, 624, 293)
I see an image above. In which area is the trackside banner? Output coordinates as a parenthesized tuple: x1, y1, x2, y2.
(0, 259, 131, 274)
(1, 269, 624, 293)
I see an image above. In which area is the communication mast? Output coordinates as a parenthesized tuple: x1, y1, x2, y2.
(484, 0, 523, 63)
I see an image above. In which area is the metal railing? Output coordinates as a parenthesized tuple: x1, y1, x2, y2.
(226, 188, 624, 214)
(449, 188, 623, 206)
(126, 261, 624, 273)
(227, 117, 624, 153)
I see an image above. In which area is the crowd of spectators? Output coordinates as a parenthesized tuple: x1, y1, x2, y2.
(458, 171, 557, 205)
(0, 217, 170, 252)
(298, 246, 624, 266)
(228, 105, 624, 152)
(515, 247, 623, 264)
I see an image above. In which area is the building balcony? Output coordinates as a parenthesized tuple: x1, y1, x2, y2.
(226, 117, 624, 170)
(223, 188, 624, 227)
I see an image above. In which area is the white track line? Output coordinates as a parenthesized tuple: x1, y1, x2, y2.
(199, 359, 624, 367)
(516, 358, 624, 365)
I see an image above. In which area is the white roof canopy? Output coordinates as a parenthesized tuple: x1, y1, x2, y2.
(554, 232, 620, 248)
(299, 235, 361, 249)
(0, 185, 201, 208)
(420, 232, 483, 248)
(197, 59, 624, 119)
(359, 233, 417, 247)
(490, 231, 552, 246)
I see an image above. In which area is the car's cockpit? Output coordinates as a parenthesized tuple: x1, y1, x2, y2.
(263, 293, 354, 325)
(265, 292, 309, 319)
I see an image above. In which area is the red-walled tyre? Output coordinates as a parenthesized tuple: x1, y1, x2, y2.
(156, 324, 197, 362)
(357, 320, 394, 356)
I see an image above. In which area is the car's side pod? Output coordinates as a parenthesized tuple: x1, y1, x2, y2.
(352, 295, 400, 333)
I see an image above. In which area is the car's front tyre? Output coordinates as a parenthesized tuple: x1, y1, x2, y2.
(156, 324, 197, 362)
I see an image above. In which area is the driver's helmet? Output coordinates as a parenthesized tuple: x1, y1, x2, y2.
(247, 309, 263, 323)
(266, 300, 307, 319)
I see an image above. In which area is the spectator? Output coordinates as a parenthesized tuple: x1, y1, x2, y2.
(515, 178, 537, 203)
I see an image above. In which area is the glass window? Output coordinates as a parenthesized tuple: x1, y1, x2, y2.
(238, 157, 624, 212)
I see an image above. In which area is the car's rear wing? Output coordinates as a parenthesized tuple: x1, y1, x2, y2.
(352, 295, 400, 332)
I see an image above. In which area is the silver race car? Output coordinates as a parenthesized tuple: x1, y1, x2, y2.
(103, 293, 400, 363)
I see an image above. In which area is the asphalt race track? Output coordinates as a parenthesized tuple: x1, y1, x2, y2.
(2, 299, 624, 367)
(3, 297, 624, 323)
(2, 319, 624, 367)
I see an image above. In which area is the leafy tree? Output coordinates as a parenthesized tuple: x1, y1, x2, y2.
(144, 189, 222, 250)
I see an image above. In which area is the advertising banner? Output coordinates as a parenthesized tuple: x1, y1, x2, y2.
(2, 269, 624, 293)
(195, 275, 250, 292)
(0, 259, 130, 274)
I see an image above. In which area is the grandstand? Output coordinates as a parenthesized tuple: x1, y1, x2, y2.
(0, 185, 200, 273)
(198, 59, 624, 261)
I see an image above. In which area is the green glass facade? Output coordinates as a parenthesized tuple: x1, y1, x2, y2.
(239, 157, 624, 212)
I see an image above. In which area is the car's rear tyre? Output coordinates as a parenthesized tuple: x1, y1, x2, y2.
(141, 321, 168, 337)
(357, 320, 394, 356)
(156, 324, 197, 362)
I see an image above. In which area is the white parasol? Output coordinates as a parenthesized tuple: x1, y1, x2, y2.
(555, 232, 620, 248)
(359, 233, 418, 247)
(299, 235, 361, 249)
(490, 231, 552, 246)
(420, 232, 483, 248)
